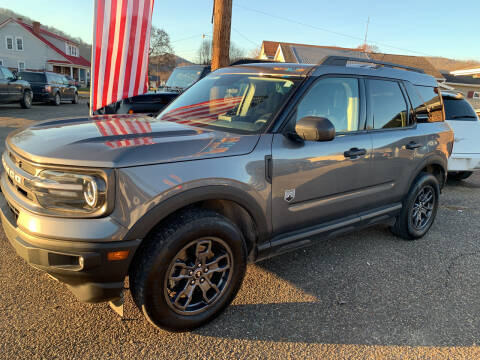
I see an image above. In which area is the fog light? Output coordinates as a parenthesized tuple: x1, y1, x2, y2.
(107, 250, 130, 261)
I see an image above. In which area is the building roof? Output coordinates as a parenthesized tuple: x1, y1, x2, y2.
(0, 18, 90, 68)
(285, 44, 370, 64)
(369, 53, 444, 80)
(442, 71, 480, 86)
(262, 40, 444, 80)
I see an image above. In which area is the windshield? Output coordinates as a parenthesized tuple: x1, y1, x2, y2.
(165, 67, 204, 89)
(444, 98, 478, 121)
(157, 73, 299, 133)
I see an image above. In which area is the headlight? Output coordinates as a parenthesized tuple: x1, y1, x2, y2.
(27, 170, 108, 215)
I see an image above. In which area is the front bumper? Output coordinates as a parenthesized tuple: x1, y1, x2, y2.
(448, 154, 480, 172)
(0, 174, 141, 303)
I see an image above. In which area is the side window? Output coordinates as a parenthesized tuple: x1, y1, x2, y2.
(1, 67, 14, 80)
(0, 69, 4, 80)
(295, 77, 360, 133)
(404, 81, 429, 122)
(368, 79, 409, 129)
(415, 85, 444, 122)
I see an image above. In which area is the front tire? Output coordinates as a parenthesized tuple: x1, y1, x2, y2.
(20, 90, 32, 109)
(53, 92, 61, 106)
(390, 173, 440, 240)
(72, 92, 78, 104)
(129, 209, 247, 332)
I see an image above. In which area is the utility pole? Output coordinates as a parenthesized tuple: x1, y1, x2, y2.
(211, 0, 232, 71)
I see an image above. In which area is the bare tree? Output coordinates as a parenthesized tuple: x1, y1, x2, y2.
(149, 26, 173, 57)
(229, 42, 246, 63)
(356, 43, 380, 53)
(197, 39, 212, 65)
(248, 46, 262, 59)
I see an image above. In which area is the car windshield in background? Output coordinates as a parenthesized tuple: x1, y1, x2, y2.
(165, 67, 204, 89)
(19, 72, 45, 82)
(444, 98, 478, 120)
(157, 73, 298, 133)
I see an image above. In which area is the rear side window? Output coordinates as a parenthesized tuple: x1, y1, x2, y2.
(19, 72, 46, 83)
(368, 79, 409, 129)
(443, 98, 478, 121)
(415, 85, 444, 122)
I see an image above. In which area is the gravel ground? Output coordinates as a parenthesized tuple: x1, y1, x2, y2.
(1, 108, 480, 359)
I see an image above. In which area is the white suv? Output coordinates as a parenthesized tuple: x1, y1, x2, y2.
(443, 92, 480, 180)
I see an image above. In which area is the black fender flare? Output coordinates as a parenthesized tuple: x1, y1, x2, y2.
(407, 153, 448, 191)
(124, 185, 269, 244)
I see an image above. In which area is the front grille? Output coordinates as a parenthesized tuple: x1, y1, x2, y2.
(7, 201, 19, 223)
(3, 150, 38, 202)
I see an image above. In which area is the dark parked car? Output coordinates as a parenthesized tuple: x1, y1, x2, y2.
(18, 71, 78, 105)
(0, 66, 32, 108)
(94, 65, 210, 115)
(1, 56, 453, 332)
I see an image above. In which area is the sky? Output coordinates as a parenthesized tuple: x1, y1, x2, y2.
(1, 0, 479, 62)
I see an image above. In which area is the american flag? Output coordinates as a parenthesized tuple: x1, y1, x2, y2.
(90, 0, 155, 113)
(94, 116, 154, 148)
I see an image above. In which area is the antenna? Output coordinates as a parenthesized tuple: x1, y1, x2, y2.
(363, 17, 370, 50)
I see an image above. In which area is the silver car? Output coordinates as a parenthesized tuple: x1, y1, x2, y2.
(0, 56, 454, 331)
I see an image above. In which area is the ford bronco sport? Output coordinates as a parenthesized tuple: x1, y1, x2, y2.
(0, 56, 453, 332)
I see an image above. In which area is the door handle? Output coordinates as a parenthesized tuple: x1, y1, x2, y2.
(344, 147, 367, 159)
(405, 141, 422, 150)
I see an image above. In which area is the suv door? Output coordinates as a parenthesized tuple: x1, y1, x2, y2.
(1, 67, 21, 101)
(367, 78, 427, 206)
(271, 76, 377, 235)
(0, 67, 8, 103)
(61, 75, 75, 100)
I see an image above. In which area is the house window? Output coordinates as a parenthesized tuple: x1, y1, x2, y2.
(18, 61, 25, 71)
(16, 37, 24, 51)
(66, 44, 78, 57)
(6, 36, 13, 50)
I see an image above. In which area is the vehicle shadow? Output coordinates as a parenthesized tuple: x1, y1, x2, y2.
(192, 221, 480, 347)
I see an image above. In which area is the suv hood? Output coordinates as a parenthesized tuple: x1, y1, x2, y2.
(6, 115, 260, 168)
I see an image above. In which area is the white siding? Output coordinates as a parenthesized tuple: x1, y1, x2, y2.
(0, 21, 67, 71)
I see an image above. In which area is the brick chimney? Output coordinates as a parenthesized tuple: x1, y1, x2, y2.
(32, 21, 41, 34)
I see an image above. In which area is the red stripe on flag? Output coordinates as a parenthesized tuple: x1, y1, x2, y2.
(121, 0, 140, 101)
(92, 0, 105, 111)
(101, 0, 118, 108)
(134, 0, 151, 95)
(110, 0, 128, 104)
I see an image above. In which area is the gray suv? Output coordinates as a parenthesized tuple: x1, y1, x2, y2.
(0, 57, 454, 331)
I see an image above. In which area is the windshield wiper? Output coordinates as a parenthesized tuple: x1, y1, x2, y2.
(450, 115, 478, 119)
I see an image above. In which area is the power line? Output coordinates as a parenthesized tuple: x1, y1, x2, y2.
(234, 4, 435, 57)
(170, 33, 211, 43)
(231, 26, 257, 46)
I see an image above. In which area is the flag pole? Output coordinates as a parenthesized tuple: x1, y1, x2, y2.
(89, 0, 97, 117)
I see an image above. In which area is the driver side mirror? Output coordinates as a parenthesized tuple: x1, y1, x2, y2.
(295, 116, 335, 142)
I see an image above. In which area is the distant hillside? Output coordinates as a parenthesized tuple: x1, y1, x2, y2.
(427, 57, 480, 72)
(0, 7, 92, 59)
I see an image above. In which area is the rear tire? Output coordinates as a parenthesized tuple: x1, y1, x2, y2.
(390, 173, 439, 240)
(20, 90, 32, 109)
(448, 171, 473, 181)
(129, 208, 247, 332)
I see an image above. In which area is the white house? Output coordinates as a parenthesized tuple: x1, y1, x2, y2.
(0, 17, 90, 85)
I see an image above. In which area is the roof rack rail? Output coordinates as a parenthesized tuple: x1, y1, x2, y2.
(229, 58, 275, 66)
(320, 56, 425, 74)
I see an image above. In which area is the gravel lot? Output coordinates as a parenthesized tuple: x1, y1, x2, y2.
(1, 107, 480, 359)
